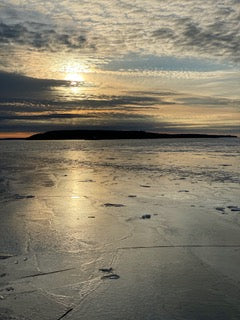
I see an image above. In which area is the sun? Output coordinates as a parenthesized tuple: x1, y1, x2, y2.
(65, 73, 84, 85)
(62, 61, 91, 85)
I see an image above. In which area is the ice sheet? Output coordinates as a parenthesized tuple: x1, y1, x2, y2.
(0, 138, 240, 319)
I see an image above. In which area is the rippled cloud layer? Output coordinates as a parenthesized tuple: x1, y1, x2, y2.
(0, 1, 239, 137)
(0, 0, 239, 75)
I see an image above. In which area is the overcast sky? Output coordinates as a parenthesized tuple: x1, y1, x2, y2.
(0, 0, 239, 137)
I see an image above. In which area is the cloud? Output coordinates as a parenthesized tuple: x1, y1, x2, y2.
(0, 22, 89, 51)
(173, 18, 240, 63)
(102, 54, 232, 72)
(0, 71, 239, 135)
(0, 0, 239, 75)
(178, 96, 240, 107)
(152, 27, 176, 40)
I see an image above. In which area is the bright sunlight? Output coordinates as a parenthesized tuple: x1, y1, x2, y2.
(65, 73, 84, 85)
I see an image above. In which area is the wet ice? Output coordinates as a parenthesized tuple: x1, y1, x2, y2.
(0, 138, 240, 319)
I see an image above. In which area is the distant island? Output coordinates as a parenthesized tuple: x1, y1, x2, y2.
(26, 130, 237, 140)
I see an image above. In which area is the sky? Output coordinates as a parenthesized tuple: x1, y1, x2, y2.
(0, 0, 239, 138)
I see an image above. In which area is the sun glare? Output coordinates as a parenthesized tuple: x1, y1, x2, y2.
(65, 73, 84, 85)
(63, 62, 90, 85)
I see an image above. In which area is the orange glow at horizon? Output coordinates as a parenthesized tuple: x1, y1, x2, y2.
(0, 132, 36, 139)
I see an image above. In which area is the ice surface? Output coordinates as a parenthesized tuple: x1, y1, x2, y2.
(0, 138, 240, 319)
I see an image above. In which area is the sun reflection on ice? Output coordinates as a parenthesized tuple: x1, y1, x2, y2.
(71, 195, 81, 199)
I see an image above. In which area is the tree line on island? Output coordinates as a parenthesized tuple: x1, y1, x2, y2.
(25, 130, 237, 140)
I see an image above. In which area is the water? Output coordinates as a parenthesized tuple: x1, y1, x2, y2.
(0, 138, 240, 319)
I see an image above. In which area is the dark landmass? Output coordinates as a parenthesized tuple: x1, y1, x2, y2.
(25, 130, 237, 140)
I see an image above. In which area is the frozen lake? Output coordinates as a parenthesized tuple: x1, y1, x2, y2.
(0, 138, 240, 319)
